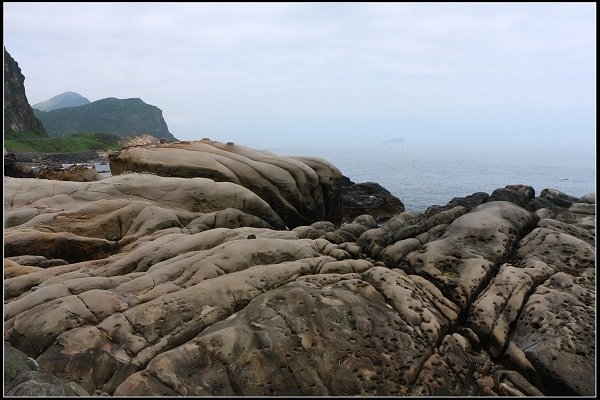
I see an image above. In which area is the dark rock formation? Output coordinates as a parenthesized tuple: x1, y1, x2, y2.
(3, 48, 47, 138)
(341, 181, 405, 223)
(489, 184, 535, 208)
(425, 191, 489, 217)
(4, 341, 87, 396)
(4, 150, 36, 178)
(526, 188, 580, 212)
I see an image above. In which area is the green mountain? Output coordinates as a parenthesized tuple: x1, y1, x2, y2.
(34, 97, 176, 140)
(3, 47, 47, 139)
(32, 91, 91, 112)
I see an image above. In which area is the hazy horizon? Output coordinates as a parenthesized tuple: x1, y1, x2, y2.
(3, 2, 596, 148)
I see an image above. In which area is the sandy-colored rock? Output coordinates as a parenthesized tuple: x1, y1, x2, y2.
(3, 161, 593, 398)
(109, 141, 343, 228)
(356, 211, 423, 257)
(509, 269, 595, 395)
(322, 215, 377, 244)
(4, 174, 285, 231)
(381, 238, 422, 266)
(404, 202, 535, 309)
(292, 220, 336, 239)
(467, 263, 552, 357)
(115, 278, 440, 396)
(468, 210, 595, 358)
(516, 227, 595, 272)
(4, 258, 43, 279)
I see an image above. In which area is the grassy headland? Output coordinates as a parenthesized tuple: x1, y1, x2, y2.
(4, 132, 122, 153)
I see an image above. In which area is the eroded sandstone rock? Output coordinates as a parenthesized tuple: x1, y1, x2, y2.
(109, 141, 343, 228)
(3, 169, 594, 397)
(403, 202, 536, 310)
(509, 269, 595, 395)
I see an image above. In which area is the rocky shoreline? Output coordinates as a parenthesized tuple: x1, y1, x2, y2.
(3, 140, 596, 396)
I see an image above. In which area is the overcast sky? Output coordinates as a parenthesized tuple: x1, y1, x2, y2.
(3, 2, 596, 147)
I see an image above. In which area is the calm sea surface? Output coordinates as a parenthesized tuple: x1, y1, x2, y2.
(271, 143, 596, 212)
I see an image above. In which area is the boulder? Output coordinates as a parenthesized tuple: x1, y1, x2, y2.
(109, 141, 343, 228)
(489, 184, 535, 208)
(37, 164, 99, 182)
(578, 192, 595, 204)
(424, 192, 489, 218)
(5, 370, 79, 396)
(527, 188, 580, 212)
(356, 211, 423, 258)
(4, 341, 86, 396)
(341, 181, 405, 223)
(322, 215, 377, 244)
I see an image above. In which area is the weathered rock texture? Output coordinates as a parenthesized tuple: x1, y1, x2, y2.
(3, 154, 595, 397)
(109, 140, 343, 228)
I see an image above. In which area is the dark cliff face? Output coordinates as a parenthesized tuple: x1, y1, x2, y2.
(3, 48, 47, 137)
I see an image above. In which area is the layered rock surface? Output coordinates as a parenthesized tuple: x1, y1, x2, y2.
(3, 166, 596, 397)
(109, 140, 343, 228)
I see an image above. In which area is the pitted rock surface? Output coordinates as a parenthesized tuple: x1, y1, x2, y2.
(115, 278, 442, 396)
(403, 201, 536, 309)
(3, 157, 595, 397)
(509, 269, 595, 395)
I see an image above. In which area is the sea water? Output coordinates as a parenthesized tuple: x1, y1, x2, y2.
(272, 143, 596, 212)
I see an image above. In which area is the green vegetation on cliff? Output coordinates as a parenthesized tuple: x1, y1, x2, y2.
(34, 97, 176, 140)
(4, 132, 122, 153)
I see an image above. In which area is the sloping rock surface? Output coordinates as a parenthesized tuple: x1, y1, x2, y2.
(108, 140, 343, 228)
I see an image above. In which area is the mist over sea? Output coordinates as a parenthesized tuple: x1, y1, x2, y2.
(270, 143, 596, 212)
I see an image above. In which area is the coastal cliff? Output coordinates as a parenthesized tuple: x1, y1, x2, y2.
(3, 48, 46, 138)
(33, 97, 176, 141)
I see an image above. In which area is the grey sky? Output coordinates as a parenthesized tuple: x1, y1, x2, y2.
(3, 2, 596, 147)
